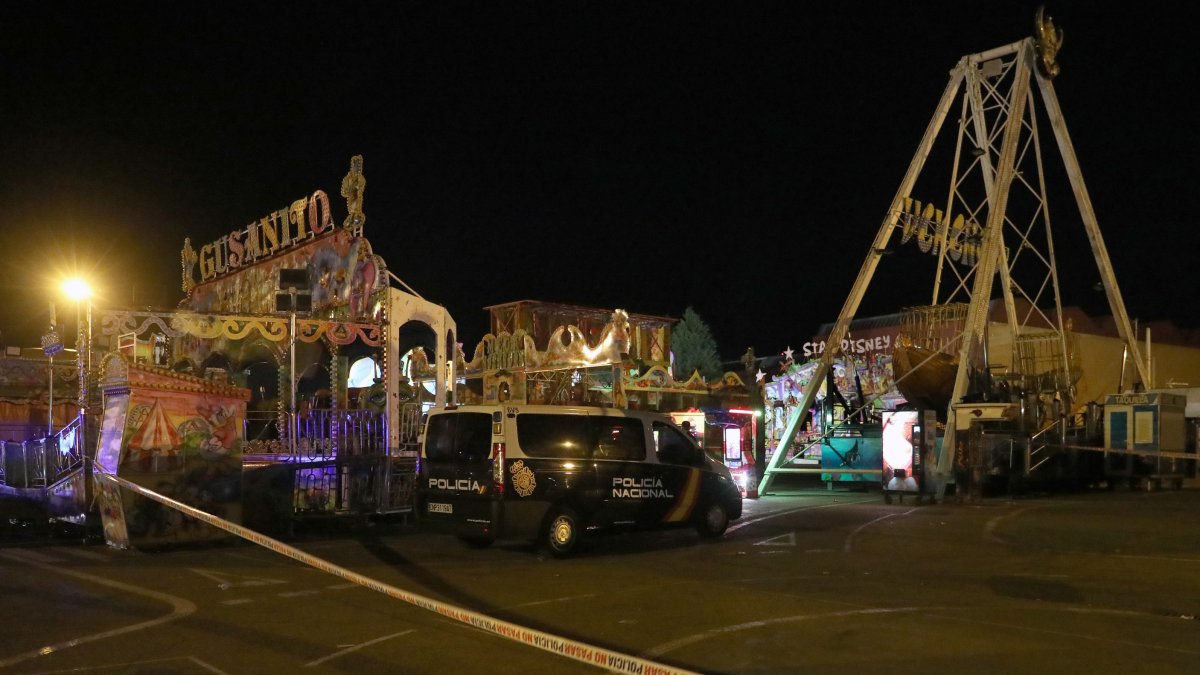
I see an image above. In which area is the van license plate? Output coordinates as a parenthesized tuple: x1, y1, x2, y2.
(428, 502, 452, 514)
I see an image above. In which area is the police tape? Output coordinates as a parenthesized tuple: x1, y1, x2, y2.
(106, 474, 699, 675)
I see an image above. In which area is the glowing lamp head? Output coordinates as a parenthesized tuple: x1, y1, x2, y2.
(62, 278, 92, 301)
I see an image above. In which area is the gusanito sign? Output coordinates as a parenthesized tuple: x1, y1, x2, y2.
(182, 190, 336, 287)
(181, 155, 368, 293)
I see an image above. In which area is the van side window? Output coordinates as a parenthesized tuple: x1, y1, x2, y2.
(593, 417, 645, 461)
(653, 421, 703, 466)
(425, 413, 491, 464)
(517, 414, 592, 459)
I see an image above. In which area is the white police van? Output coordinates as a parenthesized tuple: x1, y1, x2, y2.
(417, 404, 743, 556)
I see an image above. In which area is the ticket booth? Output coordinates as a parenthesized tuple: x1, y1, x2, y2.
(1104, 393, 1186, 453)
(1104, 392, 1187, 483)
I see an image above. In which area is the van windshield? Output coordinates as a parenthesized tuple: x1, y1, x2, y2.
(424, 412, 492, 464)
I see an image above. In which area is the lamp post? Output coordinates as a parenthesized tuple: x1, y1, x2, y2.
(41, 304, 63, 436)
(62, 278, 92, 419)
(290, 287, 297, 455)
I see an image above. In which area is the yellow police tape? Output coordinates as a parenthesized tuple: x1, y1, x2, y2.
(107, 474, 698, 675)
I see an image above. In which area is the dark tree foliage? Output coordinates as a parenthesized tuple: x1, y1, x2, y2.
(672, 306, 723, 381)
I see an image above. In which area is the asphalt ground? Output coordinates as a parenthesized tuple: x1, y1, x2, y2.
(2, 479, 1199, 674)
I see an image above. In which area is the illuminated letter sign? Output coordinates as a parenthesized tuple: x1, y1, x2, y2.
(199, 243, 216, 279)
(897, 197, 982, 266)
(184, 189, 339, 283)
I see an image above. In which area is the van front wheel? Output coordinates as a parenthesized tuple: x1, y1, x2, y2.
(546, 507, 581, 557)
(696, 501, 729, 538)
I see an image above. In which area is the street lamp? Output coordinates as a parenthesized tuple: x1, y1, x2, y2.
(61, 278, 92, 415)
(62, 278, 92, 303)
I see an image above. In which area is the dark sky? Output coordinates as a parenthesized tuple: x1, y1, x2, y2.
(1, 2, 1195, 361)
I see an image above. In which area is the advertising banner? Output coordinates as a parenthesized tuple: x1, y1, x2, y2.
(882, 410, 919, 492)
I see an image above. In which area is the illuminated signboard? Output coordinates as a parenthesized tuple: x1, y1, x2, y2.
(723, 427, 742, 465)
(180, 156, 369, 294)
(896, 196, 983, 265)
(182, 190, 336, 287)
(882, 410, 919, 491)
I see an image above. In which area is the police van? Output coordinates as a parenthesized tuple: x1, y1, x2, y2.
(417, 404, 743, 556)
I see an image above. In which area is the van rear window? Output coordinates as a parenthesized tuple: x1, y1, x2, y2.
(424, 412, 492, 464)
(516, 414, 593, 459)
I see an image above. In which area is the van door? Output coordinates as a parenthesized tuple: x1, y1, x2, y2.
(420, 411, 497, 537)
(591, 415, 650, 528)
(509, 412, 598, 534)
(649, 420, 707, 525)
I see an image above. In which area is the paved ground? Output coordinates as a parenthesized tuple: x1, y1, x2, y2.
(2, 480, 1199, 674)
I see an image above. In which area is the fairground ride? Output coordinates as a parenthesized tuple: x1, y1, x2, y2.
(758, 10, 1152, 497)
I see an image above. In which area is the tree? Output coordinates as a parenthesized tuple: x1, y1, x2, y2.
(672, 306, 722, 382)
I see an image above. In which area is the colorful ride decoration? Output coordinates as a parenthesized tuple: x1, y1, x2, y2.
(80, 156, 456, 537)
(453, 306, 734, 412)
(623, 365, 709, 409)
(93, 353, 249, 548)
(758, 343, 902, 483)
(184, 229, 388, 323)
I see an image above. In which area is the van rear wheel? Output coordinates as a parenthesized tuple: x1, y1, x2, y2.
(545, 507, 581, 557)
(696, 501, 729, 538)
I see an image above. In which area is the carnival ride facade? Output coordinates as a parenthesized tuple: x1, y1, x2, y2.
(758, 12, 1185, 497)
(1, 341, 95, 523)
(449, 300, 759, 492)
(457, 301, 716, 409)
(0, 156, 461, 545)
(2, 156, 761, 543)
(760, 347, 894, 484)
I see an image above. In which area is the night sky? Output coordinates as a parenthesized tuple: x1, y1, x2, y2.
(1, 2, 1195, 362)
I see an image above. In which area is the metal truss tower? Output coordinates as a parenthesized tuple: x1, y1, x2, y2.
(758, 28, 1151, 496)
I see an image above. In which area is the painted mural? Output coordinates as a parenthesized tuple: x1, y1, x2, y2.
(761, 347, 906, 481)
(94, 354, 249, 547)
(765, 353, 903, 422)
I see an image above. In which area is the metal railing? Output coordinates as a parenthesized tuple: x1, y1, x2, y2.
(243, 408, 388, 461)
(1, 415, 87, 489)
(242, 407, 418, 516)
(1026, 416, 1067, 475)
(288, 453, 419, 516)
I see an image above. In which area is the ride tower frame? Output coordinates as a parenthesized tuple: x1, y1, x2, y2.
(758, 33, 1150, 497)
